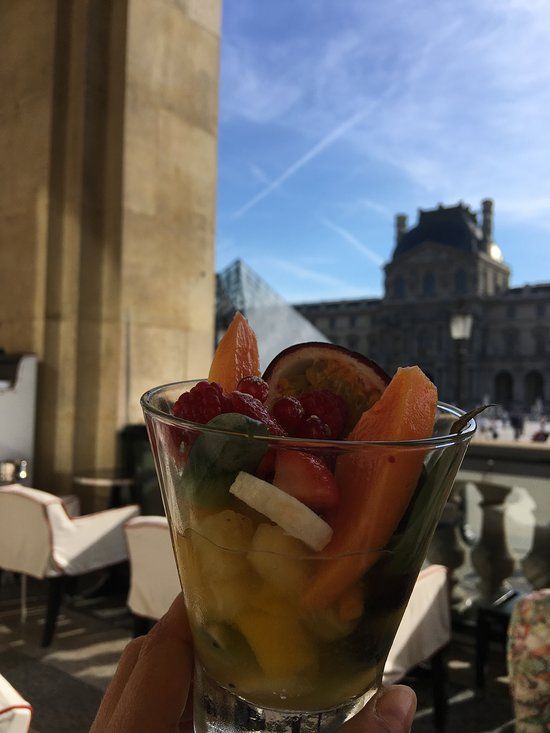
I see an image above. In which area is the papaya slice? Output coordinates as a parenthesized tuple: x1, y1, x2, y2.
(303, 366, 437, 609)
(208, 312, 260, 392)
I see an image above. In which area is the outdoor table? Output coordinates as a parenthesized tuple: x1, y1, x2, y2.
(73, 469, 138, 511)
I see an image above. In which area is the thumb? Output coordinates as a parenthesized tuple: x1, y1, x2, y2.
(342, 685, 417, 733)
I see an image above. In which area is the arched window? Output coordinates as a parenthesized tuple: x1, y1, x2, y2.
(422, 271, 435, 297)
(495, 371, 514, 406)
(454, 269, 467, 294)
(524, 371, 544, 407)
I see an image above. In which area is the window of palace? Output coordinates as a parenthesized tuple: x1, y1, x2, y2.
(422, 271, 435, 297)
(394, 276, 405, 299)
(454, 268, 467, 294)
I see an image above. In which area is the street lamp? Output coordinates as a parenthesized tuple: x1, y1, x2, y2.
(449, 309, 473, 406)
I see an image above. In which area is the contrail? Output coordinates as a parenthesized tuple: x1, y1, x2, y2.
(321, 217, 384, 266)
(231, 108, 370, 219)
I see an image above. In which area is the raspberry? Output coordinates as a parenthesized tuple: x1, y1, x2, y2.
(299, 390, 348, 439)
(237, 376, 269, 403)
(271, 396, 305, 436)
(173, 381, 225, 424)
(298, 415, 331, 440)
(226, 391, 285, 436)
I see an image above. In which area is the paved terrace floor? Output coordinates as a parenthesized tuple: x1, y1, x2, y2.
(0, 576, 514, 733)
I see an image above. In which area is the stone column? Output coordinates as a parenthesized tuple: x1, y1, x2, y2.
(120, 0, 220, 423)
(0, 0, 220, 492)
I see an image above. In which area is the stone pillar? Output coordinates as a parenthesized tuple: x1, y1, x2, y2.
(121, 0, 220, 422)
(0, 0, 220, 492)
(481, 198, 493, 248)
(395, 214, 407, 244)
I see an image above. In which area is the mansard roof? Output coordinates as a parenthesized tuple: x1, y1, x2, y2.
(393, 203, 484, 259)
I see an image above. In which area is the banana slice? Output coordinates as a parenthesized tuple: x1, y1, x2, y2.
(229, 472, 332, 551)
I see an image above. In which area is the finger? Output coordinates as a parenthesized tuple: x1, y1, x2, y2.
(90, 635, 145, 732)
(139, 594, 192, 656)
(107, 594, 193, 733)
(342, 685, 417, 733)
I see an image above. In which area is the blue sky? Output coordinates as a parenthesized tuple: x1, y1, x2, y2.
(216, 0, 550, 302)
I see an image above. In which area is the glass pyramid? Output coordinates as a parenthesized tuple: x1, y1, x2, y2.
(217, 259, 330, 370)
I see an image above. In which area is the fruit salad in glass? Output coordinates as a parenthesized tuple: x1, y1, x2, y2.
(141, 313, 476, 733)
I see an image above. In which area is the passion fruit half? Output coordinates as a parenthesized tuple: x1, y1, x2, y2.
(263, 342, 390, 435)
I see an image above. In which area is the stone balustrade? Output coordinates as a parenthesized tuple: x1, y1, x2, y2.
(427, 442, 550, 612)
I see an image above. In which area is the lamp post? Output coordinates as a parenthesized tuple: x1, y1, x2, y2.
(449, 310, 473, 406)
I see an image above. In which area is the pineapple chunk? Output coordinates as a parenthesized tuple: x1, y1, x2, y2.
(198, 575, 255, 622)
(235, 608, 318, 678)
(248, 524, 312, 599)
(177, 512, 258, 623)
(251, 583, 294, 617)
(195, 509, 255, 551)
(192, 510, 254, 580)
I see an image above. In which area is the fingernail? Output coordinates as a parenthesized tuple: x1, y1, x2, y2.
(376, 685, 417, 731)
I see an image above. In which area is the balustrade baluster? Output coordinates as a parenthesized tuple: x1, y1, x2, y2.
(427, 480, 468, 604)
(521, 520, 550, 590)
(470, 482, 516, 602)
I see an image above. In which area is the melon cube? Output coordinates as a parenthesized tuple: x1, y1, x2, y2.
(193, 510, 254, 580)
(248, 523, 311, 598)
(235, 608, 318, 678)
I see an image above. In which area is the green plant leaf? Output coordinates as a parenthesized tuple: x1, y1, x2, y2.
(182, 414, 269, 507)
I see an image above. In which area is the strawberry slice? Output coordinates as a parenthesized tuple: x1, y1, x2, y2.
(273, 450, 340, 513)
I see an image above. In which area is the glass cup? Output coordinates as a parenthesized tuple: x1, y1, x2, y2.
(141, 381, 476, 733)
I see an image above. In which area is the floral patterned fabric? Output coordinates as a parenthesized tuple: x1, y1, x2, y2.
(507, 589, 550, 733)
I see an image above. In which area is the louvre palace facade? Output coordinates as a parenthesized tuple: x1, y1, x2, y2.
(296, 200, 549, 413)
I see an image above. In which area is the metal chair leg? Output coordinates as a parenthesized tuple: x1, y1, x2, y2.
(475, 609, 489, 694)
(133, 614, 151, 637)
(431, 646, 448, 732)
(42, 576, 66, 647)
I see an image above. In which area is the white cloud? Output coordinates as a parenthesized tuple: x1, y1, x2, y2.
(248, 164, 270, 185)
(221, 43, 303, 124)
(358, 199, 393, 220)
(221, 0, 550, 229)
(267, 258, 362, 290)
(231, 108, 370, 219)
(320, 218, 384, 266)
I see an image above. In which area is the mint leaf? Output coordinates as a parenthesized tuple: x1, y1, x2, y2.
(182, 414, 269, 507)
(197, 413, 269, 473)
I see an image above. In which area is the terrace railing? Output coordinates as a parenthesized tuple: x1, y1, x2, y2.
(428, 441, 550, 610)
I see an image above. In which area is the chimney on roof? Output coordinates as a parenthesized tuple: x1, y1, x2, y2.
(395, 213, 408, 245)
(482, 198, 494, 246)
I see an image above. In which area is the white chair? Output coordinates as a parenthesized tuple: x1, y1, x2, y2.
(383, 564, 451, 731)
(0, 484, 140, 646)
(0, 673, 32, 733)
(124, 516, 181, 636)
